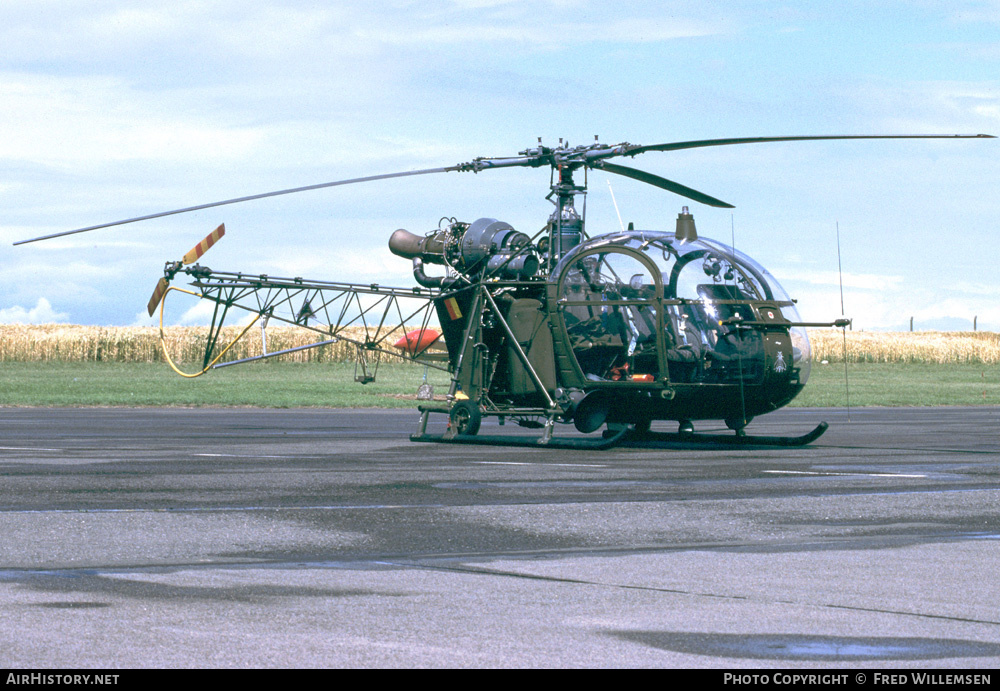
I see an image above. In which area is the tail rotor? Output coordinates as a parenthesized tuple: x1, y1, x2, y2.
(146, 223, 225, 316)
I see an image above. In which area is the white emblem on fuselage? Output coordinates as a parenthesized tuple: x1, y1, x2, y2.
(774, 351, 787, 373)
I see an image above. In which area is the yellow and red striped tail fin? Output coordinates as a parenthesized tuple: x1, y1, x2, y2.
(182, 223, 225, 265)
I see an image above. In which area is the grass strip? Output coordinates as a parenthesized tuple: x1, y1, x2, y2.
(791, 362, 999, 407)
(0, 362, 451, 408)
(1, 361, 997, 408)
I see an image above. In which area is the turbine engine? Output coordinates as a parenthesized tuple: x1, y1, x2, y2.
(389, 217, 539, 287)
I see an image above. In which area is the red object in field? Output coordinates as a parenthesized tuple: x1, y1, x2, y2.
(393, 329, 442, 355)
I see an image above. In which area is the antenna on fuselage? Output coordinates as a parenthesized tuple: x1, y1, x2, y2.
(607, 180, 626, 232)
(836, 222, 851, 420)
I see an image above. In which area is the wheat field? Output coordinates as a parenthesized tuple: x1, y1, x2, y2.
(0, 324, 379, 364)
(1, 324, 999, 365)
(807, 329, 1000, 364)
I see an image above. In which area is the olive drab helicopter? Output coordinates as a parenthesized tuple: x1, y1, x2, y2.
(16, 133, 994, 448)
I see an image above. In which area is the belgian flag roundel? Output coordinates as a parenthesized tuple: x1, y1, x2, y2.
(444, 297, 463, 320)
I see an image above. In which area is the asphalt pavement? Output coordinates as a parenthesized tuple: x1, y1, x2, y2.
(1, 406, 998, 668)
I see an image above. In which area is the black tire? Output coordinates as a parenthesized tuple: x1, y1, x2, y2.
(449, 400, 482, 436)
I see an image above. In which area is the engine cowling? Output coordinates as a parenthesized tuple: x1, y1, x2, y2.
(389, 218, 539, 284)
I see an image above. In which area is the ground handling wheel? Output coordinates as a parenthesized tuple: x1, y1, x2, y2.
(449, 400, 482, 436)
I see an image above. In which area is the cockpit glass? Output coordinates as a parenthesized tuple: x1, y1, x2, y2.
(554, 229, 810, 386)
(557, 247, 661, 382)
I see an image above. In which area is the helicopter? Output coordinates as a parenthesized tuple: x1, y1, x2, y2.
(16, 134, 995, 448)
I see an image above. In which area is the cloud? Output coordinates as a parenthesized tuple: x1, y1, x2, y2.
(772, 267, 905, 291)
(353, 16, 719, 48)
(0, 298, 69, 324)
(4, 2, 997, 329)
(0, 73, 265, 171)
(175, 301, 213, 326)
(131, 310, 158, 328)
(165, 295, 258, 327)
(1, 3, 724, 68)
(849, 81, 1000, 133)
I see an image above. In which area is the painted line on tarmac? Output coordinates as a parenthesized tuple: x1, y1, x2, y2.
(0, 446, 64, 452)
(0, 503, 441, 515)
(763, 470, 927, 478)
(194, 453, 300, 459)
(475, 461, 608, 468)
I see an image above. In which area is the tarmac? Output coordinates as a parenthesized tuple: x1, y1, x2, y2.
(1, 406, 998, 668)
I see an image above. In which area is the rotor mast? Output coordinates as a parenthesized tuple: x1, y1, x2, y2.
(545, 141, 589, 271)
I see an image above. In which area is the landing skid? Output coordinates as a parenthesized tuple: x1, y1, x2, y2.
(618, 421, 829, 447)
(411, 405, 827, 450)
(410, 426, 628, 450)
(412, 404, 631, 449)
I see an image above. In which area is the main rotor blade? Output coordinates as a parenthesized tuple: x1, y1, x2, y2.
(596, 161, 735, 208)
(14, 165, 457, 246)
(625, 133, 995, 156)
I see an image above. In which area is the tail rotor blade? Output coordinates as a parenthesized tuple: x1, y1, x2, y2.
(147, 277, 170, 317)
(182, 223, 225, 265)
(148, 224, 225, 316)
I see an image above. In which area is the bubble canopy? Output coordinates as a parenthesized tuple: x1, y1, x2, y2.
(552, 229, 811, 388)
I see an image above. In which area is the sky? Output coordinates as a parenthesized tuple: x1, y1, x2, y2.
(2, 0, 998, 331)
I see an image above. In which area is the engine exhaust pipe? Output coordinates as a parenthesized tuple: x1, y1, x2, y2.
(388, 228, 446, 263)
